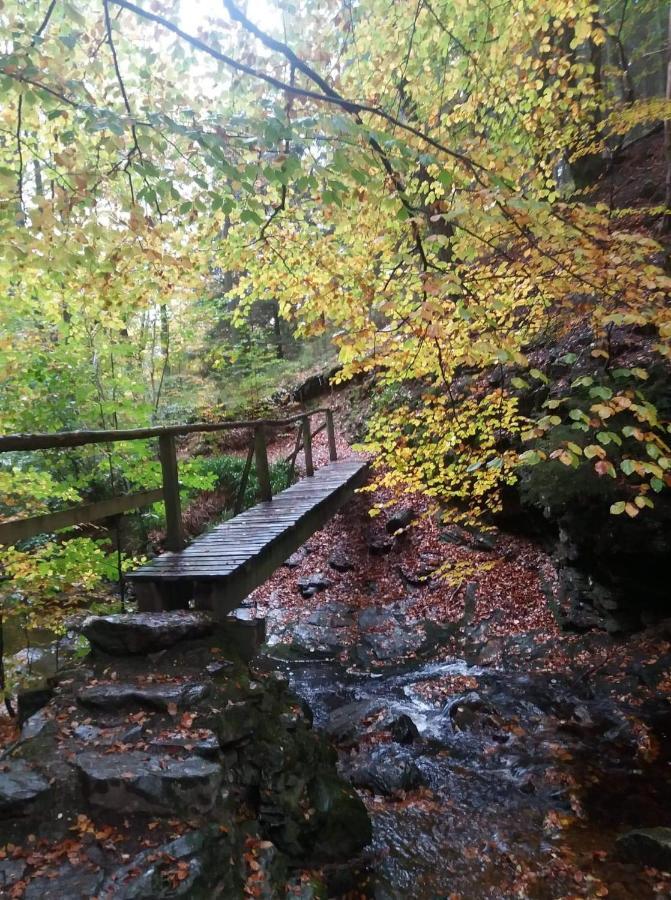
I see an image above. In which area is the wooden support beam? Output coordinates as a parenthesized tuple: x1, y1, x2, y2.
(325, 409, 338, 461)
(0, 488, 164, 546)
(234, 435, 255, 515)
(302, 415, 314, 476)
(159, 434, 184, 551)
(254, 425, 272, 502)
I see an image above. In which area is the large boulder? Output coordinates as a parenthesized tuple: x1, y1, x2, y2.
(80, 612, 214, 655)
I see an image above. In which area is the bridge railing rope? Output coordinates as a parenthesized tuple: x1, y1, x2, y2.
(0, 408, 338, 551)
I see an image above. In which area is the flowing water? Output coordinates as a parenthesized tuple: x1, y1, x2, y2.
(264, 648, 671, 899)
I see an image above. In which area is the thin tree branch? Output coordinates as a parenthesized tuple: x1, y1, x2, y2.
(109, 0, 484, 172)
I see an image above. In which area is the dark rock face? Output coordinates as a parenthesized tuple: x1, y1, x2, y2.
(80, 612, 214, 655)
(98, 827, 242, 899)
(390, 714, 420, 745)
(17, 688, 54, 725)
(617, 827, 671, 869)
(23, 866, 104, 899)
(328, 550, 354, 572)
(297, 572, 333, 599)
(0, 858, 27, 892)
(284, 548, 308, 568)
(386, 506, 416, 534)
(348, 746, 424, 795)
(76, 751, 223, 815)
(0, 760, 50, 817)
(368, 536, 393, 555)
(77, 680, 211, 712)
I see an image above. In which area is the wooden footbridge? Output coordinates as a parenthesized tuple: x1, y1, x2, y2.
(0, 409, 368, 619)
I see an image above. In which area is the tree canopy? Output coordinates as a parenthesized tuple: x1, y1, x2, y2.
(1, 0, 670, 530)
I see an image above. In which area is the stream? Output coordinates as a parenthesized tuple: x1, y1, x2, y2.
(262, 627, 671, 898)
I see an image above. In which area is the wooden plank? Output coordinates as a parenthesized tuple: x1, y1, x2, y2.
(0, 488, 164, 545)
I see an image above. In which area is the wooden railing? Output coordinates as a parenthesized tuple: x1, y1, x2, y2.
(0, 408, 338, 551)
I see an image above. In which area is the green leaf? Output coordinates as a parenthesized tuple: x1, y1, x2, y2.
(610, 501, 626, 515)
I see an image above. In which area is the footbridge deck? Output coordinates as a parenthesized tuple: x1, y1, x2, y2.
(127, 457, 368, 616)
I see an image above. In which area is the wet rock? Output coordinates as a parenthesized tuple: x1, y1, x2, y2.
(23, 865, 104, 899)
(440, 524, 497, 551)
(80, 611, 214, 655)
(446, 691, 501, 732)
(205, 659, 235, 677)
(17, 687, 54, 725)
(307, 773, 372, 862)
(297, 573, 333, 598)
(386, 507, 416, 534)
(368, 536, 393, 555)
(77, 680, 211, 712)
(357, 607, 396, 630)
(361, 624, 426, 662)
(284, 549, 308, 568)
(74, 723, 102, 742)
(0, 858, 26, 890)
(390, 714, 421, 745)
(76, 750, 222, 815)
(328, 551, 354, 572)
(307, 601, 354, 628)
(617, 827, 671, 869)
(99, 826, 240, 898)
(0, 759, 50, 817)
(326, 700, 388, 745)
(10, 711, 58, 763)
(289, 624, 347, 655)
(149, 732, 220, 760)
(348, 746, 424, 795)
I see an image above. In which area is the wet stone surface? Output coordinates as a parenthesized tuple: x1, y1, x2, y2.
(76, 751, 223, 815)
(0, 761, 50, 817)
(77, 680, 211, 712)
(0, 618, 370, 898)
(80, 611, 214, 655)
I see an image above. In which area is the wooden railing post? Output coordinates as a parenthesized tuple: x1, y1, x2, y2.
(302, 415, 314, 476)
(255, 425, 272, 501)
(159, 434, 184, 551)
(325, 409, 337, 462)
(234, 434, 256, 515)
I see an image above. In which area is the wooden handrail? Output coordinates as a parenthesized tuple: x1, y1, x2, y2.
(0, 408, 332, 453)
(0, 407, 339, 547)
(0, 488, 164, 545)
